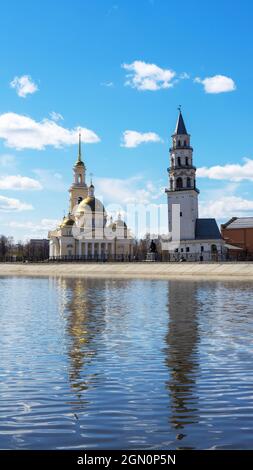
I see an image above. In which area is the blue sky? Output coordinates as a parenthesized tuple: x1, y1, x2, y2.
(0, 0, 253, 240)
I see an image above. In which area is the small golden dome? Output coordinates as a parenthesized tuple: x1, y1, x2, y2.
(60, 217, 75, 228)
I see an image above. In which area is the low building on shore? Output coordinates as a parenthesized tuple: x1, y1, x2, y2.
(221, 217, 253, 259)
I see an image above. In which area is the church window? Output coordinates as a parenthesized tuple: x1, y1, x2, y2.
(201, 246, 204, 252)
(175, 248, 178, 252)
(184, 140, 187, 146)
(180, 211, 182, 216)
(181, 248, 184, 252)
(78, 174, 82, 183)
(170, 178, 173, 190)
(78, 196, 83, 204)
(178, 140, 181, 147)
(187, 177, 191, 188)
(177, 157, 181, 166)
(186, 247, 190, 252)
(186, 157, 189, 165)
(176, 177, 183, 189)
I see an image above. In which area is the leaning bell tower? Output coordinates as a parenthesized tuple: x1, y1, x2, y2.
(166, 109, 199, 240)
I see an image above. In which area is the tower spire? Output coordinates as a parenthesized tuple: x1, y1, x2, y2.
(174, 107, 187, 135)
(78, 132, 82, 163)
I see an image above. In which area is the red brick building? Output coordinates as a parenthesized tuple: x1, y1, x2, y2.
(221, 217, 253, 258)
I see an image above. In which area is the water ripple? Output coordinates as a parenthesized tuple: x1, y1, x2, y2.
(0, 276, 253, 449)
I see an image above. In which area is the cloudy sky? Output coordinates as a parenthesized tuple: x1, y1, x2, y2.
(0, 0, 253, 240)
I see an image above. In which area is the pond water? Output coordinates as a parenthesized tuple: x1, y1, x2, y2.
(0, 276, 253, 449)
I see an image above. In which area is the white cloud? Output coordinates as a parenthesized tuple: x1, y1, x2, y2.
(197, 158, 253, 181)
(199, 195, 253, 220)
(122, 60, 176, 91)
(10, 75, 38, 98)
(121, 130, 163, 148)
(4, 218, 60, 240)
(7, 218, 59, 231)
(0, 175, 42, 190)
(96, 176, 163, 205)
(49, 111, 64, 122)
(0, 195, 33, 212)
(194, 74, 236, 93)
(0, 112, 100, 150)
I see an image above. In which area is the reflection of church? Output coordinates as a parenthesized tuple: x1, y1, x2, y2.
(48, 135, 133, 259)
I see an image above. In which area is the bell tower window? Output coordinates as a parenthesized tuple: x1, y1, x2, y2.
(187, 177, 191, 188)
(178, 157, 181, 166)
(176, 177, 183, 189)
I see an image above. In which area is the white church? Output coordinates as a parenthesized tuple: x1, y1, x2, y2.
(165, 109, 225, 261)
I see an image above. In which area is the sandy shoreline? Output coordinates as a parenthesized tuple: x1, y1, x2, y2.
(1, 262, 253, 280)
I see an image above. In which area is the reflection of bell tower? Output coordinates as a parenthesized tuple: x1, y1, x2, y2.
(69, 133, 88, 212)
(165, 281, 199, 434)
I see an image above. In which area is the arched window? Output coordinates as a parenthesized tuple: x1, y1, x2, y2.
(177, 157, 181, 166)
(211, 244, 217, 252)
(170, 178, 173, 190)
(185, 157, 189, 165)
(176, 177, 183, 189)
(178, 140, 181, 147)
(184, 140, 187, 146)
(78, 196, 83, 204)
(78, 174, 82, 184)
(187, 177, 191, 188)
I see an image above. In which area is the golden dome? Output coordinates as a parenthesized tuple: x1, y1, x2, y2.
(60, 216, 75, 228)
(77, 196, 105, 214)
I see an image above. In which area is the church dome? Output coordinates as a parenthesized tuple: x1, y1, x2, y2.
(77, 196, 105, 214)
(60, 216, 75, 228)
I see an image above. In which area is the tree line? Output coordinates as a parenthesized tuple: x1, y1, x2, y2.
(0, 235, 49, 262)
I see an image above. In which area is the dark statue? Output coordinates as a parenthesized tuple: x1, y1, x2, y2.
(149, 240, 157, 253)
